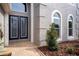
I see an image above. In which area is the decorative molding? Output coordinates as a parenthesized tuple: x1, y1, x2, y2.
(40, 3, 47, 6)
(39, 16, 45, 17)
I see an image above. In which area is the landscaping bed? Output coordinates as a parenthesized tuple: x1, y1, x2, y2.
(38, 40, 79, 56)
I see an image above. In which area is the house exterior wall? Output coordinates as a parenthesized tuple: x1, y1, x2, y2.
(33, 3, 40, 45)
(0, 3, 79, 47)
(39, 3, 77, 46)
(76, 4, 79, 39)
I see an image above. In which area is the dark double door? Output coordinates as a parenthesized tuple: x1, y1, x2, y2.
(9, 15, 28, 40)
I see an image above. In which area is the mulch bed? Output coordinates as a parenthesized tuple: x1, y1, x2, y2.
(38, 40, 79, 56)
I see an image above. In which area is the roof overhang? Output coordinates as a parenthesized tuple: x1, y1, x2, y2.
(1, 3, 10, 13)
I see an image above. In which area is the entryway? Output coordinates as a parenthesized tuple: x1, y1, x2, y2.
(9, 15, 28, 40)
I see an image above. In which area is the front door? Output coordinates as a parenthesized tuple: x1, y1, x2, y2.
(9, 15, 28, 40)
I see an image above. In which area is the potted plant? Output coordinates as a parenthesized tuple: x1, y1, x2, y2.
(46, 23, 58, 51)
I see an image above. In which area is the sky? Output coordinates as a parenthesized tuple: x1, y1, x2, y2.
(11, 3, 25, 12)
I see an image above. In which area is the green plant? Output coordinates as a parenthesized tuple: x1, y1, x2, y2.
(46, 23, 59, 51)
(66, 47, 75, 54)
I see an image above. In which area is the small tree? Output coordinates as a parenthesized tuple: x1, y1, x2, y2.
(46, 23, 58, 51)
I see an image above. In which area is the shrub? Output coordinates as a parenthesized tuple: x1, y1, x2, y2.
(66, 47, 75, 54)
(46, 23, 59, 51)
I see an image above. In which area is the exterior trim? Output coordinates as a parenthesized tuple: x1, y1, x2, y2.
(31, 4, 34, 42)
(1, 3, 10, 13)
(40, 3, 47, 6)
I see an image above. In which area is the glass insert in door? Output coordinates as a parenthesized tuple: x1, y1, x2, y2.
(9, 16, 19, 39)
(9, 15, 28, 39)
(20, 17, 28, 38)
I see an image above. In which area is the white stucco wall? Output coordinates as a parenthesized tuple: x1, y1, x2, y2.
(4, 13, 9, 46)
(31, 4, 34, 42)
(39, 3, 77, 46)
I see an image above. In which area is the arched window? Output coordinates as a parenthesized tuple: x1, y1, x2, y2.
(53, 12, 61, 37)
(11, 3, 27, 12)
(68, 15, 73, 36)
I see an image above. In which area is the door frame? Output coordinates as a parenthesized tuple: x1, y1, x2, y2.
(9, 15, 28, 40)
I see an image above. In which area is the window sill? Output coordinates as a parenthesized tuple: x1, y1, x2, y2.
(68, 36, 74, 40)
